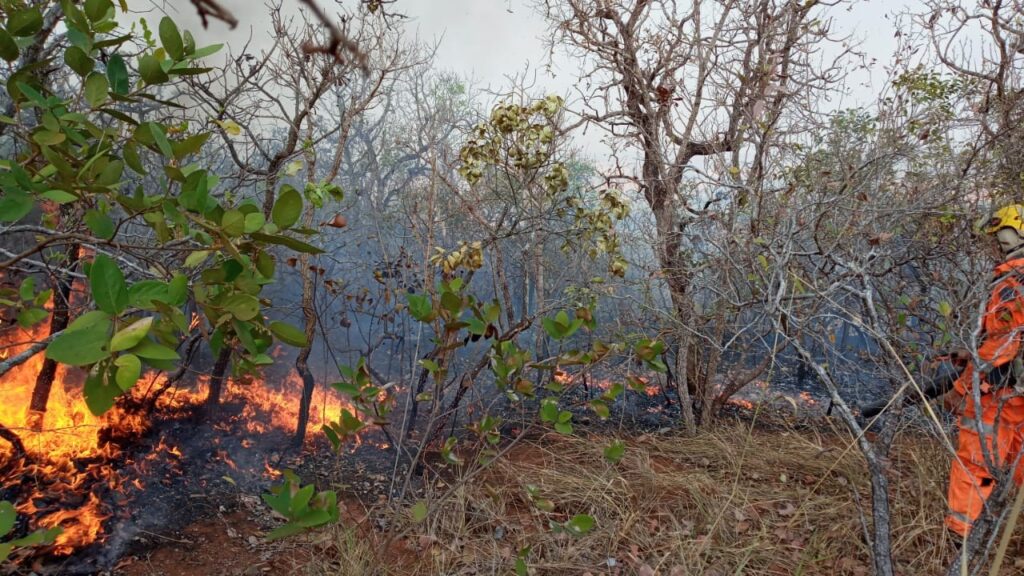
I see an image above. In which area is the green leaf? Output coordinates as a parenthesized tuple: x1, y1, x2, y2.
(106, 53, 129, 95)
(8, 526, 60, 548)
(8, 9, 42, 36)
(603, 440, 625, 463)
(128, 280, 169, 309)
(34, 289, 52, 308)
(19, 276, 35, 301)
(84, 0, 113, 22)
(515, 555, 528, 576)
(441, 437, 463, 465)
(647, 359, 667, 373)
(539, 398, 558, 422)
(148, 122, 173, 157)
(178, 168, 210, 211)
(17, 307, 49, 328)
(183, 30, 196, 56)
(938, 301, 952, 317)
(167, 273, 188, 306)
(564, 318, 584, 339)
(223, 294, 259, 321)
(255, 251, 275, 279)
(184, 250, 210, 268)
(270, 321, 308, 347)
(265, 522, 306, 541)
(244, 212, 265, 234)
(46, 311, 111, 366)
(440, 291, 462, 314)
(466, 317, 487, 336)
(89, 254, 128, 314)
(85, 209, 115, 240)
(158, 17, 184, 60)
(221, 209, 245, 237)
(66, 309, 112, 331)
(0, 501, 14, 537)
(589, 399, 610, 420)
(555, 310, 570, 328)
(129, 339, 180, 361)
(32, 130, 65, 146)
(0, 189, 32, 222)
(410, 500, 428, 523)
(542, 317, 563, 340)
(114, 353, 142, 391)
(64, 46, 94, 76)
(123, 142, 145, 174)
(250, 232, 323, 254)
(564, 514, 595, 537)
(84, 72, 108, 107)
(171, 132, 211, 159)
(407, 293, 433, 322)
(13, 79, 45, 105)
(41, 189, 78, 204)
(109, 316, 153, 352)
(83, 366, 119, 415)
(138, 53, 169, 84)
(190, 43, 223, 60)
(271, 185, 302, 229)
(0, 29, 18, 62)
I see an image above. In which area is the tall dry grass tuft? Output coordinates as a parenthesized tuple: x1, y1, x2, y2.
(312, 421, 1024, 575)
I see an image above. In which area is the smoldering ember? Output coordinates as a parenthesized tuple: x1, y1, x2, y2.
(3, 0, 1024, 575)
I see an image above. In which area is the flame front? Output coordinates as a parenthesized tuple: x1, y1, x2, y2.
(0, 323, 364, 557)
(0, 322, 117, 554)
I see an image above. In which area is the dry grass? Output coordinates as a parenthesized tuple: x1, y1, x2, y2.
(312, 420, 1024, 575)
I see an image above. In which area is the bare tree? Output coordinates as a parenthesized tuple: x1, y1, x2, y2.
(540, 0, 853, 429)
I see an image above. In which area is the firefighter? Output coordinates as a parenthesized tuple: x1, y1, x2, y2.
(944, 203, 1024, 536)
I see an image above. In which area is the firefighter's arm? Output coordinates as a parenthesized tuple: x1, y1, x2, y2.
(960, 292, 1024, 394)
(982, 288, 1024, 359)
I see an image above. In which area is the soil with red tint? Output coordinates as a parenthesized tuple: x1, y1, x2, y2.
(112, 510, 308, 576)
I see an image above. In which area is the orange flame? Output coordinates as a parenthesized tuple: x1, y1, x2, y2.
(0, 317, 366, 556)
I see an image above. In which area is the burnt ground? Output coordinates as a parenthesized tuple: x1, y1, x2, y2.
(1, 389, 388, 575)
(71, 409, 1015, 576)
(4, 363, 953, 575)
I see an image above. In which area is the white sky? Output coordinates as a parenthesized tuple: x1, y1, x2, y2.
(164, 0, 916, 100)
(159, 0, 919, 159)
(397, 0, 914, 107)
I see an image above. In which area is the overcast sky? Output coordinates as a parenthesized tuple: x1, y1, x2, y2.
(396, 0, 915, 106)
(167, 0, 916, 100)
(161, 0, 919, 159)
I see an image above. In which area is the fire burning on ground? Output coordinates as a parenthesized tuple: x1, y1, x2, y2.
(0, 323, 362, 567)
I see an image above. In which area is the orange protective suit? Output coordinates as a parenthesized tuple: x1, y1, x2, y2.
(946, 257, 1024, 536)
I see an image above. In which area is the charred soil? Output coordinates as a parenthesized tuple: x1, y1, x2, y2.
(73, 414, 1024, 576)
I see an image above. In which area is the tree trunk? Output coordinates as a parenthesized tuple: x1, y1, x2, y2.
(205, 346, 232, 410)
(0, 422, 26, 459)
(674, 340, 697, 435)
(402, 363, 432, 441)
(293, 345, 316, 447)
(652, 198, 700, 429)
(427, 373, 472, 446)
(866, 457, 895, 576)
(28, 243, 81, 430)
(532, 231, 546, 357)
(293, 204, 318, 448)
